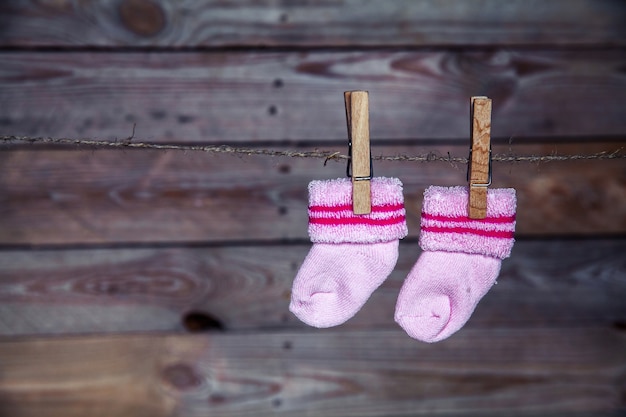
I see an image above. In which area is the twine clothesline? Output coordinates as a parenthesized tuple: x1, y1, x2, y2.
(1, 135, 624, 164)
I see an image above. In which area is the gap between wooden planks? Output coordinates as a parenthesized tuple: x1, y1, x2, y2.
(0, 328, 623, 417)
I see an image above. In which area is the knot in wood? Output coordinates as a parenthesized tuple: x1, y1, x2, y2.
(119, 0, 166, 38)
(161, 363, 203, 390)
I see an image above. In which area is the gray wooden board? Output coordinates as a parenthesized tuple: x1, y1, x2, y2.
(0, 239, 623, 335)
(1, 51, 625, 142)
(0, 0, 624, 47)
(0, 328, 623, 416)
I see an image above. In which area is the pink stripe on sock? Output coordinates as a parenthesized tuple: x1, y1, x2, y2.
(309, 203, 404, 213)
(310, 215, 406, 227)
(422, 212, 516, 224)
(421, 225, 514, 239)
(421, 217, 515, 234)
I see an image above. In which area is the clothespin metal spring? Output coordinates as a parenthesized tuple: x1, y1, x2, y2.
(466, 146, 492, 187)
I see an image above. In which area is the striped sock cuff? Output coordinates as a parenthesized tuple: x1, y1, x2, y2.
(308, 177, 409, 244)
(419, 186, 517, 259)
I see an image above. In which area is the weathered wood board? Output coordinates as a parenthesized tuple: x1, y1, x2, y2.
(0, 240, 623, 335)
(0, 328, 623, 417)
(0, 51, 624, 142)
(0, 1, 625, 415)
(1, 0, 624, 47)
(1, 142, 623, 245)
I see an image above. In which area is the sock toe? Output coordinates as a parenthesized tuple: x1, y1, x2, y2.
(290, 291, 348, 328)
(290, 241, 399, 328)
(395, 294, 451, 342)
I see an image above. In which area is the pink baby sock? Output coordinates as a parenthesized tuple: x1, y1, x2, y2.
(395, 186, 516, 342)
(290, 177, 408, 328)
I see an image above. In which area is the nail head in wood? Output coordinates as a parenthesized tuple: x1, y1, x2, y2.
(468, 96, 492, 219)
(345, 91, 371, 215)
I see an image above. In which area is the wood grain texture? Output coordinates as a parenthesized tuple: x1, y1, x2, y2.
(0, 328, 623, 416)
(0, 2, 623, 415)
(0, 0, 624, 48)
(0, 51, 625, 142)
(0, 240, 623, 335)
(0, 142, 624, 245)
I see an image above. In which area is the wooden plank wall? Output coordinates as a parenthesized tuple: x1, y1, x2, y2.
(0, 1, 625, 416)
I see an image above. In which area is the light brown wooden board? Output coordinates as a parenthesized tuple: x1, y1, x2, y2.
(0, 142, 624, 245)
(0, 51, 625, 142)
(0, 240, 623, 335)
(0, 328, 623, 416)
(0, 0, 624, 48)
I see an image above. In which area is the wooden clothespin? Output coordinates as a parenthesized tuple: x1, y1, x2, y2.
(468, 96, 492, 219)
(344, 91, 372, 215)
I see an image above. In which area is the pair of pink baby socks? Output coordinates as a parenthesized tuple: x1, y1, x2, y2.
(289, 177, 516, 342)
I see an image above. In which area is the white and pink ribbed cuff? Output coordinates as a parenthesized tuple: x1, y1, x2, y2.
(419, 186, 516, 259)
(308, 177, 408, 244)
